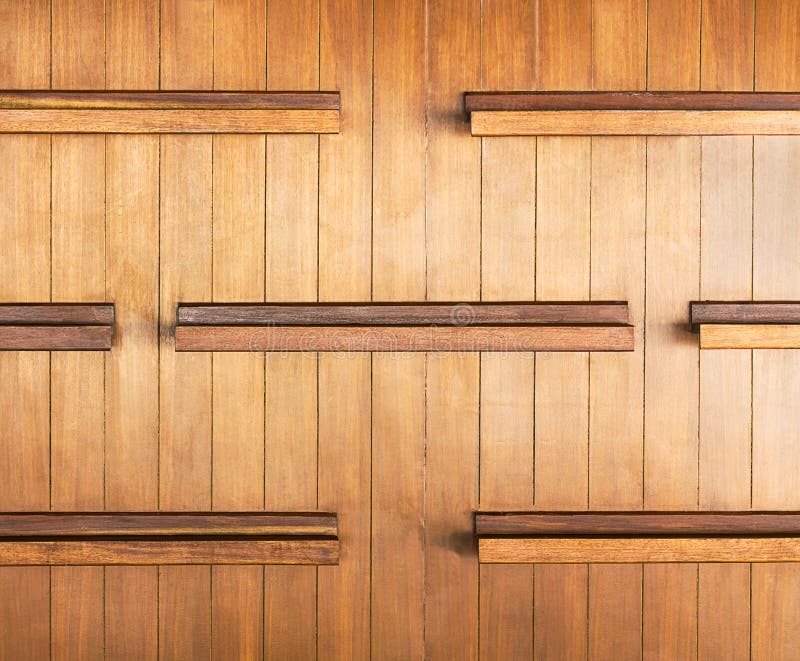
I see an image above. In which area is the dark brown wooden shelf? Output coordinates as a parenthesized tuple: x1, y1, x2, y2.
(466, 92, 800, 136)
(0, 512, 338, 565)
(476, 511, 800, 563)
(175, 302, 634, 352)
(0, 91, 340, 133)
(0, 303, 114, 350)
(690, 301, 800, 349)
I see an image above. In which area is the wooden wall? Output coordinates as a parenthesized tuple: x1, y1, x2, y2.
(1, 0, 799, 658)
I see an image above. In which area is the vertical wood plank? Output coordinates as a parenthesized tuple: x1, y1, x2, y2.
(534, 3, 591, 659)
(158, 2, 213, 659)
(0, 4, 50, 659)
(103, 3, 160, 656)
(317, 0, 373, 658)
(264, 0, 320, 656)
(51, 567, 103, 661)
(211, 1, 266, 656)
(479, 2, 535, 658)
(49, 3, 105, 658)
(644, 2, 701, 658)
(697, 3, 754, 658)
(588, 2, 646, 658)
(752, 4, 800, 658)
(371, 1, 426, 658)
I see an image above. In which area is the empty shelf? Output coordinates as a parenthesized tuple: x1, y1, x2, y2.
(0, 512, 338, 565)
(476, 511, 800, 563)
(465, 92, 800, 136)
(174, 302, 634, 352)
(691, 301, 800, 348)
(0, 91, 340, 133)
(0, 303, 114, 350)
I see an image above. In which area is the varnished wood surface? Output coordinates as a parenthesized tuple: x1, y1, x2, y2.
(0, 109, 339, 133)
(0, 90, 339, 109)
(178, 301, 629, 325)
(0, 326, 112, 350)
(0, 304, 113, 324)
(700, 324, 800, 349)
(175, 323, 634, 352)
(479, 537, 800, 564)
(476, 511, 800, 536)
(691, 301, 800, 325)
(466, 91, 800, 112)
(472, 109, 800, 136)
(0, 513, 337, 537)
(0, 539, 339, 566)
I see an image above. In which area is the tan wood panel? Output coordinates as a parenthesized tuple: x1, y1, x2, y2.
(697, 4, 755, 657)
(752, 2, 800, 657)
(210, 1, 267, 656)
(643, 2, 701, 658)
(159, 566, 211, 661)
(479, 4, 536, 657)
(263, 0, 320, 656)
(316, 0, 373, 657)
(51, 566, 103, 661)
(0, 3, 51, 660)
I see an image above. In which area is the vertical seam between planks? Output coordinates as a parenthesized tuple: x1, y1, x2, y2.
(697, 136, 702, 511)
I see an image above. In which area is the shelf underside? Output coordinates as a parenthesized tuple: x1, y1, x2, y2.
(466, 92, 800, 136)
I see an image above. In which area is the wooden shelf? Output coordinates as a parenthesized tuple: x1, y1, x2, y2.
(0, 303, 114, 350)
(691, 301, 800, 349)
(476, 511, 800, 563)
(0, 91, 340, 133)
(465, 92, 800, 136)
(175, 302, 634, 352)
(0, 512, 338, 565)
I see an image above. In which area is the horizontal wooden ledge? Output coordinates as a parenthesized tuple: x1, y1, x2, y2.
(175, 324, 634, 352)
(0, 91, 340, 110)
(691, 301, 800, 326)
(0, 303, 114, 325)
(478, 537, 800, 564)
(476, 511, 800, 536)
(0, 540, 338, 566)
(177, 302, 630, 326)
(0, 513, 338, 565)
(0, 109, 339, 133)
(465, 92, 800, 113)
(0, 512, 337, 537)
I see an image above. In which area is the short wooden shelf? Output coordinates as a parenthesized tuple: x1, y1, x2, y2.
(465, 92, 800, 136)
(0, 91, 340, 133)
(0, 303, 114, 350)
(174, 302, 634, 352)
(691, 301, 800, 349)
(0, 512, 338, 565)
(476, 511, 800, 563)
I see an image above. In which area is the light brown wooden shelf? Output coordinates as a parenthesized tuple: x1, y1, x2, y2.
(691, 301, 800, 348)
(0, 512, 338, 565)
(476, 511, 800, 563)
(466, 92, 800, 136)
(174, 302, 634, 352)
(0, 303, 114, 350)
(0, 91, 340, 133)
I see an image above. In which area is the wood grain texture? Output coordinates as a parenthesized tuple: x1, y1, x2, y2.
(0, 540, 339, 565)
(175, 324, 634, 352)
(178, 301, 629, 325)
(0, 326, 112, 350)
(0, 304, 113, 324)
(480, 537, 800, 564)
(159, 565, 211, 661)
(647, 0, 700, 90)
(692, 301, 800, 325)
(0, 567, 50, 661)
(700, 324, 800, 349)
(50, 566, 103, 661)
(0, 90, 340, 109)
(471, 110, 800, 136)
(0, 108, 339, 133)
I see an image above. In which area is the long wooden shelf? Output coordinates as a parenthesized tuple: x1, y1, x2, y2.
(175, 302, 634, 352)
(691, 301, 800, 349)
(0, 91, 340, 133)
(0, 303, 114, 350)
(476, 511, 800, 563)
(466, 92, 800, 136)
(0, 512, 338, 565)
